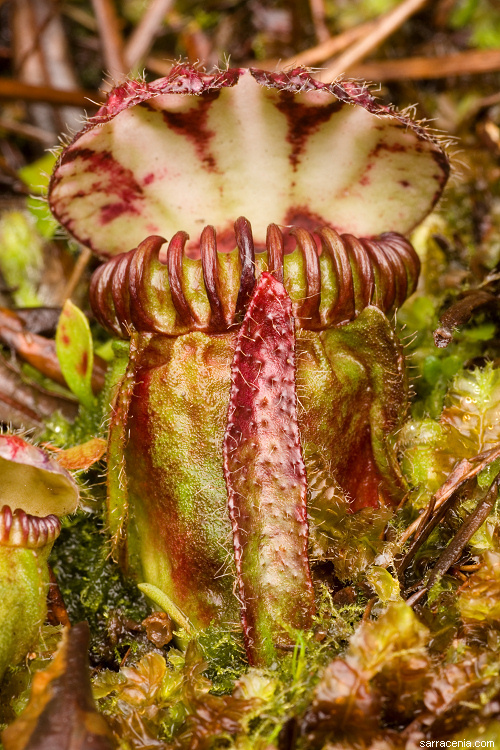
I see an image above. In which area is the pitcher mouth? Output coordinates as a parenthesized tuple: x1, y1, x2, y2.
(0, 505, 61, 549)
(90, 217, 420, 338)
(48, 67, 448, 262)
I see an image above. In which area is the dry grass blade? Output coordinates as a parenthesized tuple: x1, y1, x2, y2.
(61, 247, 94, 304)
(0, 355, 78, 429)
(11, 0, 83, 133)
(398, 445, 500, 605)
(273, 19, 376, 70)
(351, 48, 500, 81)
(399, 444, 500, 551)
(91, 0, 127, 81)
(0, 115, 54, 144)
(0, 306, 107, 392)
(0, 77, 103, 107)
(308, 0, 330, 43)
(318, 0, 430, 81)
(397, 476, 475, 577)
(425, 474, 500, 591)
(124, 0, 174, 70)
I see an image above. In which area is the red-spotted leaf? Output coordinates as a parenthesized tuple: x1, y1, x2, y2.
(56, 300, 94, 409)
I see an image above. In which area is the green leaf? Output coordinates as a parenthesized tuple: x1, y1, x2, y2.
(0, 210, 43, 306)
(18, 153, 56, 192)
(25, 196, 58, 240)
(441, 363, 500, 454)
(19, 153, 58, 239)
(56, 300, 95, 409)
(365, 567, 400, 603)
(449, 0, 478, 28)
(450, 0, 500, 49)
(137, 582, 194, 634)
(458, 551, 500, 623)
(478, 458, 500, 489)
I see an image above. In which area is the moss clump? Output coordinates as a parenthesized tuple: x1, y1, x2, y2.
(50, 511, 150, 666)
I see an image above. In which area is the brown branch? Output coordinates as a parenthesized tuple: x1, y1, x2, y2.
(0, 78, 103, 107)
(404, 471, 500, 607)
(397, 445, 500, 592)
(11, 0, 50, 84)
(426, 475, 499, 590)
(91, 0, 127, 81)
(399, 445, 500, 548)
(318, 0, 430, 81)
(0, 115, 55, 144)
(308, 0, 330, 44)
(124, 0, 174, 70)
(60, 4, 98, 32)
(12, 0, 84, 133)
(397, 476, 475, 577)
(61, 247, 94, 304)
(261, 20, 376, 70)
(350, 48, 500, 81)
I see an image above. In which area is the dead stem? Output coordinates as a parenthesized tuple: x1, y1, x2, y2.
(61, 246, 93, 304)
(11, 0, 83, 133)
(124, 0, 174, 70)
(397, 477, 475, 578)
(0, 115, 55, 144)
(399, 444, 500, 550)
(91, 0, 127, 82)
(308, 0, 330, 44)
(0, 78, 103, 107)
(266, 20, 376, 70)
(425, 475, 499, 591)
(403, 476, 498, 608)
(352, 48, 500, 81)
(318, 0, 430, 81)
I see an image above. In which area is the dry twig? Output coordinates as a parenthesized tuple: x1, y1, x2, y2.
(405, 473, 500, 607)
(425, 475, 499, 591)
(91, 0, 127, 81)
(399, 444, 500, 550)
(0, 78, 103, 107)
(124, 0, 174, 70)
(11, 0, 83, 133)
(273, 19, 376, 70)
(351, 48, 500, 81)
(61, 247, 94, 304)
(308, 0, 330, 44)
(0, 116, 55, 144)
(318, 0, 430, 81)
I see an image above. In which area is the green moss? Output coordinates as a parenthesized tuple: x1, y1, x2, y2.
(49, 511, 150, 665)
(197, 626, 247, 695)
